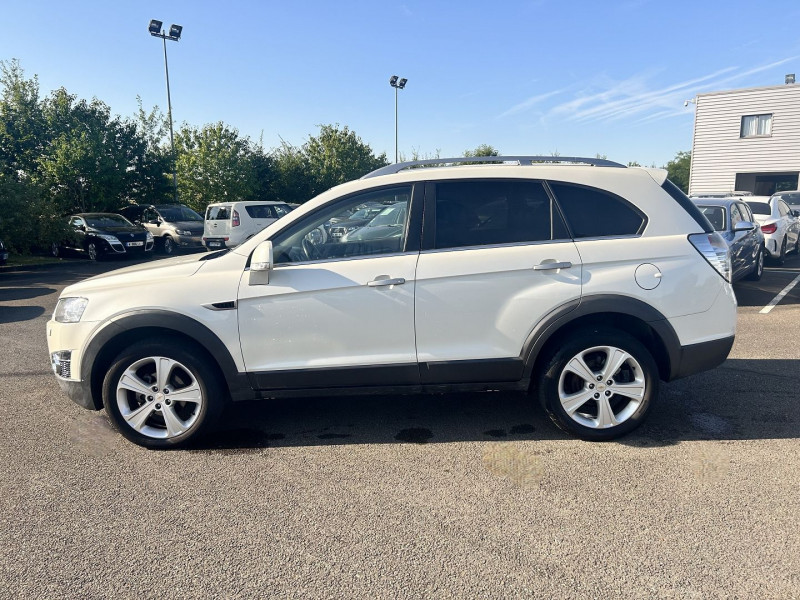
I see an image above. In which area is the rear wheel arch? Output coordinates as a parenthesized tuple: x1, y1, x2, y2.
(523, 297, 678, 384)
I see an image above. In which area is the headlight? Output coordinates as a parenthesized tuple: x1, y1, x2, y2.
(176, 229, 192, 236)
(146, 231, 154, 241)
(54, 297, 89, 323)
(97, 234, 120, 244)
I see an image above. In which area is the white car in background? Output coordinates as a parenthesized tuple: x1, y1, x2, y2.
(745, 196, 800, 264)
(203, 201, 292, 249)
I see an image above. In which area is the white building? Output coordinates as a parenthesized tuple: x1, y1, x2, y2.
(688, 80, 800, 196)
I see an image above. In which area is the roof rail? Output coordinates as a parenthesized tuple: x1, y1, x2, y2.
(362, 155, 625, 179)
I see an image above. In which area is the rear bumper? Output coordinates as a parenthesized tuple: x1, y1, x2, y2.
(669, 335, 734, 380)
(203, 237, 232, 249)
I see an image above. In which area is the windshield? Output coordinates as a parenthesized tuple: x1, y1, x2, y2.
(697, 206, 726, 231)
(745, 201, 770, 215)
(368, 204, 406, 227)
(85, 214, 134, 228)
(156, 205, 203, 222)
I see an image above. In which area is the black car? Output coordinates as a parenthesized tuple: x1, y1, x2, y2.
(693, 198, 765, 281)
(53, 213, 154, 261)
(0, 238, 8, 265)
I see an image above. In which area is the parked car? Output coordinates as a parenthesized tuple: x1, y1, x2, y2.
(53, 213, 154, 261)
(0, 238, 8, 265)
(326, 203, 385, 241)
(118, 204, 204, 255)
(48, 156, 737, 449)
(203, 201, 292, 249)
(340, 202, 408, 244)
(693, 198, 765, 281)
(744, 196, 800, 265)
(771, 190, 800, 212)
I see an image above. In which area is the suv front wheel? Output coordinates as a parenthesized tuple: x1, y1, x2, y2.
(537, 329, 659, 440)
(102, 339, 223, 449)
(162, 236, 175, 255)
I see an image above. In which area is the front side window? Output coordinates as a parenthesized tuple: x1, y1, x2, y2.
(272, 185, 412, 264)
(741, 114, 772, 137)
(729, 204, 744, 227)
(550, 182, 646, 238)
(433, 180, 568, 250)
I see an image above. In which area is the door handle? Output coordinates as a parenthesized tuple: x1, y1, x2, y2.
(368, 276, 406, 287)
(533, 261, 572, 271)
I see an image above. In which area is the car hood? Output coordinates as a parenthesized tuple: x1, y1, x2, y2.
(62, 253, 206, 296)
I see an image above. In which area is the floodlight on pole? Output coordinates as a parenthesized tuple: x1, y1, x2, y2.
(389, 75, 408, 163)
(149, 19, 183, 202)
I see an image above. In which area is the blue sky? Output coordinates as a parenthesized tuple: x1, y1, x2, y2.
(2, 1, 800, 167)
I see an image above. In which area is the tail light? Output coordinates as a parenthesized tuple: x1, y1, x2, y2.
(688, 232, 731, 282)
(232, 210, 240, 227)
(761, 223, 777, 234)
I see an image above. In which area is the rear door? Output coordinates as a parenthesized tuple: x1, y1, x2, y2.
(414, 179, 582, 384)
(243, 204, 277, 234)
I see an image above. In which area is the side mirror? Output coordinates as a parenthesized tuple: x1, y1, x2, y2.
(733, 220, 755, 232)
(249, 240, 273, 285)
(792, 209, 800, 218)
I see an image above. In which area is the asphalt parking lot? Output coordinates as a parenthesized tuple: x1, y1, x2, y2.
(1, 255, 798, 599)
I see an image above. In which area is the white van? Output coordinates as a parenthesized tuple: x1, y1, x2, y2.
(203, 201, 292, 249)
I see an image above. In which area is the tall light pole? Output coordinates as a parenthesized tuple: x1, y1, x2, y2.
(389, 75, 407, 163)
(149, 19, 183, 203)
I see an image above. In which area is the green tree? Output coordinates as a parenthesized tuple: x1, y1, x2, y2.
(174, 122, 258, 213)
(302, 124, 388, 197)
(665, 150, 691, 193)
(271, 124, 388, 204)
(0, 59, 46, 178)
(463, 144, 499, 158)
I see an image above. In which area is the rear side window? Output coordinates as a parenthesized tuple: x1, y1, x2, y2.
(433, 180, 569, 250)
(746, 202, 770, 216)
(207, 206, 230, 220)
(550, 182, 646, 238)
(245, 205, 274, 219)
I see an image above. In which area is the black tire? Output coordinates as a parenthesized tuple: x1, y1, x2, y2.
(102, 338, 224, 449)
(774, 237, 787, 266)
(746, 247, 764, 281)
(162, 236, 175, 255)
(536, 328, 659, 441)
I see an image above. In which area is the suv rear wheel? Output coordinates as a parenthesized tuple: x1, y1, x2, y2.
(537, 329, 659, 440)
(102, 339, 223, 449)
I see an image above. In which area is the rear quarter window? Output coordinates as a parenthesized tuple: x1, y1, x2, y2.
(549, 182, 646, 238)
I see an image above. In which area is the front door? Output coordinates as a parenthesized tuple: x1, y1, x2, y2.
(237, 184, 422, 390)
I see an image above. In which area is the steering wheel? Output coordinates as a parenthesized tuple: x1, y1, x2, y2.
(302, 237, 322, 261)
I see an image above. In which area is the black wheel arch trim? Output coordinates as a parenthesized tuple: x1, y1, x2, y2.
(520, 294, 684, 382)
(80, 310, 250, 410)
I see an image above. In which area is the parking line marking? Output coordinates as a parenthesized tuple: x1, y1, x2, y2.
(760, 273, 800, 314)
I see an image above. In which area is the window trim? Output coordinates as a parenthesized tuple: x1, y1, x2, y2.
(421, 178, 572, 251)
(740, 113, 773, 138)
(269, 182, 423, 266)
(546, 180, 649, 239)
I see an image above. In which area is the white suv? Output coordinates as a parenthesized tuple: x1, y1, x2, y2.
(203, 201, 292, 249)
(47, 157, 737, 448)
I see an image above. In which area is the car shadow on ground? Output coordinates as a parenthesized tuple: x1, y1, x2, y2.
(190, 358, 799, 453)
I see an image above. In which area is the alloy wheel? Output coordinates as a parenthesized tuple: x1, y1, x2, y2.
(115, 356, 204, 440)
(557, 345, 646, 430)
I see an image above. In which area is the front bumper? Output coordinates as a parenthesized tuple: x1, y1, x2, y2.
(175, 234, 204, 248)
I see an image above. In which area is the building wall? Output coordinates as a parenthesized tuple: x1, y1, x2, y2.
(689, 84, 800, 196)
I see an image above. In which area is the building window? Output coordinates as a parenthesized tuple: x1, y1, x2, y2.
(740, 114, 772, 137)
